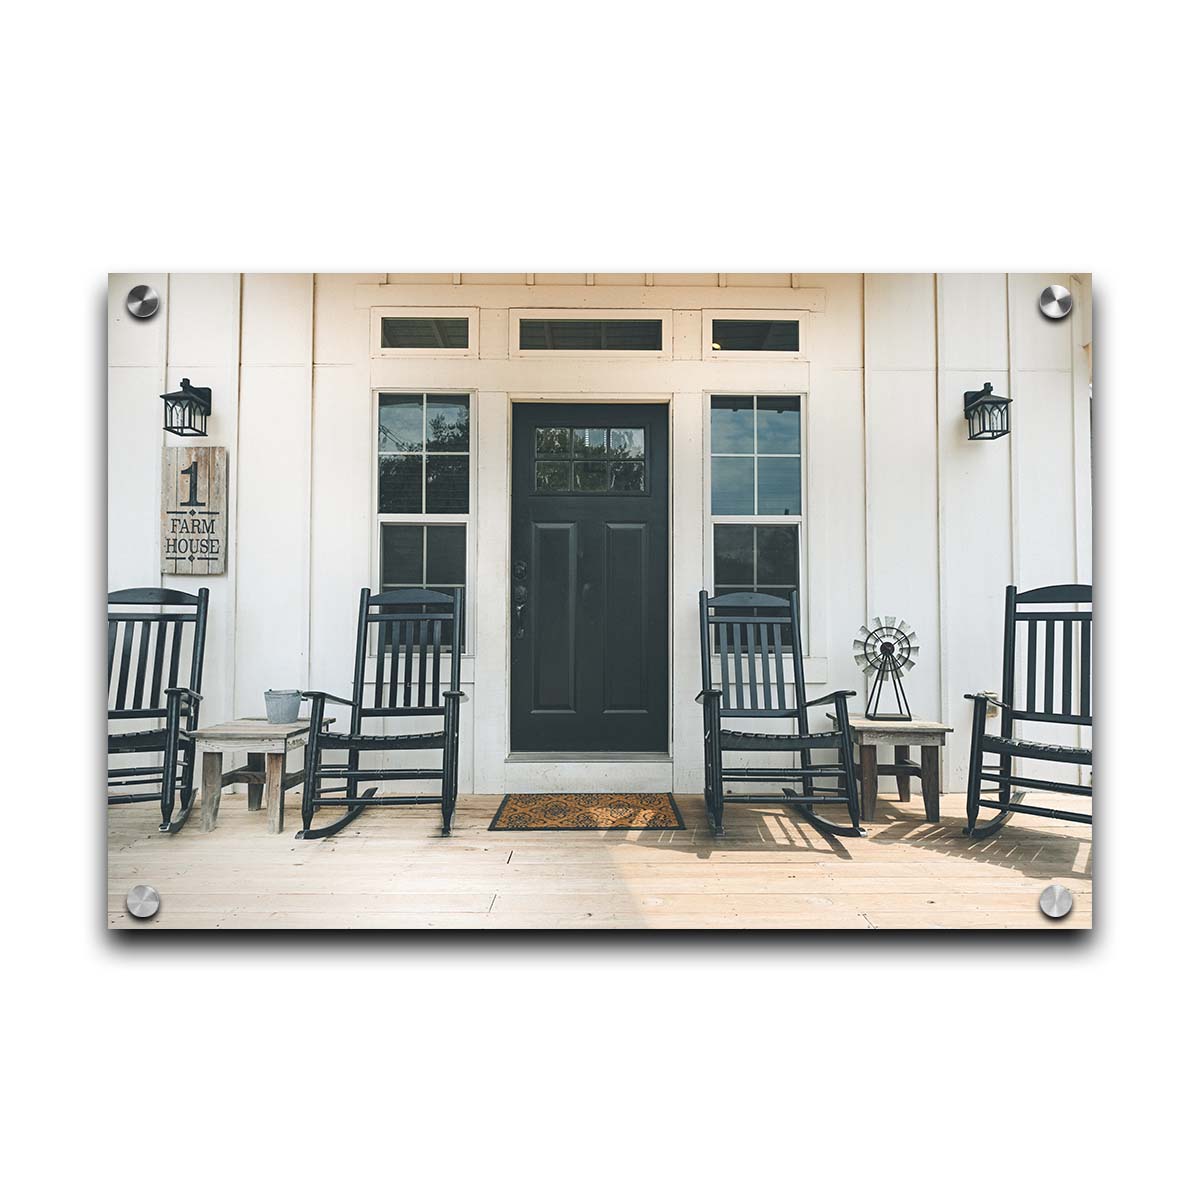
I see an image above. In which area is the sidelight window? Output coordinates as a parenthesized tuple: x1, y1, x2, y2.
(376, 390, 474, 652)
(709, 393, 805, 635)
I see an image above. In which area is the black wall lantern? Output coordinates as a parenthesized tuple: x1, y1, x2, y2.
(963, 382, 1012, 440)
(161, 378, 212, 437)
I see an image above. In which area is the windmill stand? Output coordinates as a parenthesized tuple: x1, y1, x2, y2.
(838, 714, 953, 823)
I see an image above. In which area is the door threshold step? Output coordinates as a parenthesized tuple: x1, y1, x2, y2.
(506, 752, 672, 764)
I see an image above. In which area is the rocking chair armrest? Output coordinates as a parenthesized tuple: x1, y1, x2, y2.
(302, 690, 356, 707)
(695, 688, 722, 704)
(964, 692, 1008, 709)
(804, 689, 856, 708)
(443, 689, 469, 702)
(164, 686, 203, 703)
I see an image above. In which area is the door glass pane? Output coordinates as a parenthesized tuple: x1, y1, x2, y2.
(573, 461, 607, 491)
(573, 428, 608, 458)
(380, 524, 423, 587)
(757, 456, 801, 515)
(757, 395, 801, 454)
(379, 455, 422, 512)
(426, 394, 469, 452)
(426, 456, 469, 512)
(381, 317, 469, 350)
(755, 526, 799, 586)
(608, 428, 645, 459)
(536, 427, 571, 456)
(378, 394, 424, 452)
(711, 395, 755, 454)
(535, 461, 570, 491)
(711, 457, 754, 514)
(609, 461, 645, 492)
(426, 525, 466, 585)
(713, 525, 754, 586)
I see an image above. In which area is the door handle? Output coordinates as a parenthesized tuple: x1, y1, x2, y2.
(514, 603, 527, 639)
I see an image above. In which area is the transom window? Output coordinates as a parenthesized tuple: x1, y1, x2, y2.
(378, 393, 470, 513)
(381, 316, 469, 349)
(372, 308, 477, 358)
(711, 318, 800, 352)
(520, 319, 662, 352)
(534, 425, 646, 493)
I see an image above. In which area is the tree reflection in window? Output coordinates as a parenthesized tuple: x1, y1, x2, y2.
(379, 393, 470, 513)
(533, 426, 646, 493)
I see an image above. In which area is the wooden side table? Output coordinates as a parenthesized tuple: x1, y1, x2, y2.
(842, 714, 953, 823)
(194, 717, 333, 833)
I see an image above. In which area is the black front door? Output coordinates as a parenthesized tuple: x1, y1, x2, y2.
(510, 403, 669, 752)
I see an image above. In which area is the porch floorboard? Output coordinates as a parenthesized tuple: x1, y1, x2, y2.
(108, 791, 1092, 930)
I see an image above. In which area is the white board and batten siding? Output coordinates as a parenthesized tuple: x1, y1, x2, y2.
(108, 272, 1092, 794)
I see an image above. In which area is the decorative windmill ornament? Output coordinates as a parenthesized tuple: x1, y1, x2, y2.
(854, 617, 919, 721)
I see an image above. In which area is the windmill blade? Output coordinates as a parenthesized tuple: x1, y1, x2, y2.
(857, 624, 870, 639)
(870, 616, 883, 631)
(854, 654, 869, 669)
(883, 616, 897, 630)
(898, 619, 913, 636)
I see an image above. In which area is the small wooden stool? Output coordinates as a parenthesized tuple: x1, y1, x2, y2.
(194, 717, 333, 833)
(842, 714, 953, 823)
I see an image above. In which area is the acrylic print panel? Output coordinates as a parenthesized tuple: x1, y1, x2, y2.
(108, 270, 1092, 931)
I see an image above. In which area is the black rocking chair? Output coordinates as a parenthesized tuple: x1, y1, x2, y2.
(698, 589, 863, 838)
(107, 587, 209, 833)
(964, 583, 1093, 837)
(299, 586, 465, 839)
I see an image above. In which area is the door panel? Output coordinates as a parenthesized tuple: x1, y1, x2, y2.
(603, 522, 648, 713)
(531, 522, 576, 711)
(511, 403, 669, 753)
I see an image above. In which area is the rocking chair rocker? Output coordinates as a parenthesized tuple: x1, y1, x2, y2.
(107, 587, 209, 832)
(299, 586, 465, 839)
(698, 589, 863, 838)
(964, 583, 1093, 837)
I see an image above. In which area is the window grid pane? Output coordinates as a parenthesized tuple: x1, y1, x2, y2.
(380, 523, 467, 649)
(534, 424, 647, 494)
(379, 393, 470, 515)
(710, 394, 801, 516)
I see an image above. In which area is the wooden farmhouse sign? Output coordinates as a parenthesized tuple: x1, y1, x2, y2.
(161, 445, 228, 575)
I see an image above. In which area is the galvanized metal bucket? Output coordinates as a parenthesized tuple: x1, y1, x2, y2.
(264, 689, 303, 724)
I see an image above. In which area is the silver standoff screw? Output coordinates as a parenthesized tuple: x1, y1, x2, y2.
(1039, 883, 1073, 919)
(1039, 284, 1072, 320)
(126, 284, 160, 319)
(126, 884, 161, 919)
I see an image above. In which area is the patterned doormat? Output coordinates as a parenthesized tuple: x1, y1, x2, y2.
(489, 793, 684, 831)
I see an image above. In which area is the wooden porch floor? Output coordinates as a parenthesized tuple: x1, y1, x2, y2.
(108, 791, 1092, 930)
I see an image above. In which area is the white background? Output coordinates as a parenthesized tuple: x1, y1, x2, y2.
(2, 2, 1194, 1197)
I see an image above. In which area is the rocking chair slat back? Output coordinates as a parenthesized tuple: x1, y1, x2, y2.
(107, 589, 208, 719)
(1004, 584, 1093, 729)
(353, 587, 462, 723)
(699, 590, 806, 721)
